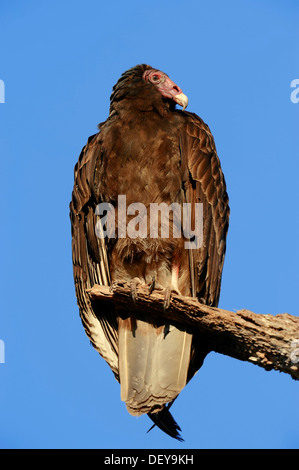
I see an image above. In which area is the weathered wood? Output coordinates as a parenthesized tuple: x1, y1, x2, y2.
(87, 282, 299, 380)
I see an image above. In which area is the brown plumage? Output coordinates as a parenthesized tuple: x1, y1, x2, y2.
(70, 64, 229, 441)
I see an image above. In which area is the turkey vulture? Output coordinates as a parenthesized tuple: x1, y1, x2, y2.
(70, 64, 229, 441)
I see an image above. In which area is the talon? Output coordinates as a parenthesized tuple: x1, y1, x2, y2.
(163, 288, 171, 311)
(147, 278, 164, 293)
(149, 276, 155, 295)
(129, 277, 143, 304)
(130, 281, 137, 304)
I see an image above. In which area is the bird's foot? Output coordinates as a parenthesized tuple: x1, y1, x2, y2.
(148, 276, 180, 310)
(129, 277, 144, 304)
(148, 276, 164, 295)
(163, 287, 180, 311)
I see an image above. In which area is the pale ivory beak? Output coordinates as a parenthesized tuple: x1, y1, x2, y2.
(174, 92, 188, 111)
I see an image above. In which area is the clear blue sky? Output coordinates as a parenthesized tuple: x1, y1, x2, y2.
(0, 0, 298, 449)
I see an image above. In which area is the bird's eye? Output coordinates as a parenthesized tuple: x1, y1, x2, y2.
(150, 73, 161, 84)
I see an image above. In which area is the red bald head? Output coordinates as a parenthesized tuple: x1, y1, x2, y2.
(143, 69, 188, 110)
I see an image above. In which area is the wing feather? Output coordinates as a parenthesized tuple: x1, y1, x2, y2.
(70, 133, 119, 378)
(179, 111, 230, 307)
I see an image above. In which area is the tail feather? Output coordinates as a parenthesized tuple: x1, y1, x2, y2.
(147, 403, 184, 442)
(118, 316, 192, 419)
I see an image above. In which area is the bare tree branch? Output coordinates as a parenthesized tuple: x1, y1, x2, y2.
(87, 283, 299, 380)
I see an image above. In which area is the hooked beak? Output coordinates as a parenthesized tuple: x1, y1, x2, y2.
(173, 92, 188, 111)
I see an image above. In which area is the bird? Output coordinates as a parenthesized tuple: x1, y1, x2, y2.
(70, 64, 229, 441)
